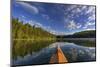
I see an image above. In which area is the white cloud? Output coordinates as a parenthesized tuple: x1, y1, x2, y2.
(86, 6, 95, 14)
(24, 20, 43, 28)
(85, 28, 95, 31)
(32, 21, 43, 28)
(67, 5, 78, 11)
(83, 22, 95, 29)
(40, 25, 73, 35)
(64, 5, 95, 21)
(21, 15, 25, 18)
(18, 15, 27, 23)
(20, 15, 26, 19)
(48, 30, 73, 35)
(64, 5, 95, 31)
(77, 23, 82, 29)
(64, 20, 82, 30)
(68, 5, 87, 14)
(67, 20, 77, 30)
(63, 5, 89, 21)
(42, 26, 58, 35)
(41, 14, 50, 20)
(71, 7, 81, 13)
(88, 14, 95, 21)
(88, 22, 95, 26)
(17, 2, 39, 14)
(35, 23, 43, 28)
(82, 6, 95, 30)
(87, 6, 95, 22)
(81, 6, 87, 10)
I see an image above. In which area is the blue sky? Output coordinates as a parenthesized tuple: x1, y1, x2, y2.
(12, 0, 96, 35)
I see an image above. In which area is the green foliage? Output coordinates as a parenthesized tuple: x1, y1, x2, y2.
(56, 30, 96, 38)
(12, 18, 56, 59)
(73, 30, 96, 38)
(12, 18, 56, 40)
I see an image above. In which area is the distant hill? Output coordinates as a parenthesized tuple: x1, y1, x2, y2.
(56, 30, 96, 38)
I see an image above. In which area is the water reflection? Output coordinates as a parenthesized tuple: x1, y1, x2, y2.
(59, 42, 95, 62)
(12, 41, 96, 66)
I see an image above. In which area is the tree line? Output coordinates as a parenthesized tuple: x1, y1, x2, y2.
(12, 18, 56, 41)
(56, 30, 96, 38)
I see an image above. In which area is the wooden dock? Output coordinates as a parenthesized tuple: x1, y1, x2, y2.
(49, 45, 68, 64)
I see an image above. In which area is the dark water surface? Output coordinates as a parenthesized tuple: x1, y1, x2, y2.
(12, 40, 96, 66)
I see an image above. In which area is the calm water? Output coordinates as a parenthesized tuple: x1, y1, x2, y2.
(12, 40, 96, 66)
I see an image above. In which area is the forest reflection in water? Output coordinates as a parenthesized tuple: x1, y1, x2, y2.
(12, 40, 55, 59)
(12, 39, 96, 66)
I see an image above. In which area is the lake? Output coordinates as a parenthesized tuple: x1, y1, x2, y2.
(12, 39, 96, 66)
